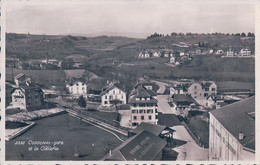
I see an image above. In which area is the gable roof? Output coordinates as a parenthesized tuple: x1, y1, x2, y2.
(66, 77, 86, 86)
(210, 96, 255, 151)
(172, 94, 194, 103)
(14, 73, 30, 82)
(11, 83, 43, 94)
(131, 122, 168, 136)
(100, 82, 125, 96)
(106, 130, 167, 161)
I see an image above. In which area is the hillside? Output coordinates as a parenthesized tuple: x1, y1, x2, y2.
(6, 33, 255, 83)
(6, 33, 140, 60)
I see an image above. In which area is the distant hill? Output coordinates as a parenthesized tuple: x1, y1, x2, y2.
(6, 33, 255, 83)
(6, 33, 140, 60)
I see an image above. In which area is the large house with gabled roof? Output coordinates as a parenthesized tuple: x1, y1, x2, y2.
(128, 85, 158, 127)
(10, 82, 44, 110)
(100, 82, 127, 107)
(66, 77, 87, 97)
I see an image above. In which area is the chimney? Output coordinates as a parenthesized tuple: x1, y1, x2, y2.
(239, 132, 244, 140)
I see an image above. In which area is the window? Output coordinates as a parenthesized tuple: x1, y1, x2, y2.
(104, 101, 108, 104)
(194, 86, 197, 89)
(109, 95, 112, 100)
(194, 92, 197, 95)
(121, 95, 123, 99)
(139, 103, 145, 107)
(105, 96, 107, 99)
(76, 84, 79, 86)
(223, 137, 225, 143)
(212, 88, 216, 91)
(133, 103, 137, 107)
(205, 88, 209, 91)
(204, 93, 208, 97)
(132, 122, 138, 126)
(148, 116, 152, 120)
(147, 109, 153, 113)
(119, 90, 121, 94)
(141, 116, 144, 120)
(113, 90, 115, 94)
(133, 116, 137, 120)
(82, 87, 85, 90)
(132, 110, 138, 114)
(139, 110, 145, 114)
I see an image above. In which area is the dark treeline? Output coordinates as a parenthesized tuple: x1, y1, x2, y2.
(147, 32, 255, 39)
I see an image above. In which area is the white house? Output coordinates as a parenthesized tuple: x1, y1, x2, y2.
(153, 51, 160, 57)
(169, 57, 175, 63)
(216, 50, 224, 55)
(209, 97, 255, 160)
(66, 77, 87, 97)
(139, 52, 145, 58)
(144, 51, 150, 58)
(226, 50, 234, 57)
(179, 52, 185, 56)
(128, 85, 158, 127)
(240, 49, 251, 56)
(100, 82, 127, 107)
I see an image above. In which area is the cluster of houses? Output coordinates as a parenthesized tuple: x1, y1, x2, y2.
(168, 81, 218, 116)
(138, 50, 184, 58)
(6, 57, 85, 70)
(224, 48, 252, 57)
(6, 73, 255, 161)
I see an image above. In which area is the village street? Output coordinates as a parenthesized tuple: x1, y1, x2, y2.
(157, 95, 176, 114)
(172, 125, 209, 161)
(151, 80, 167, 94)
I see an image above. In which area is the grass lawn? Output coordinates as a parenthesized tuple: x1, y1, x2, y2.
(6, 113, 122, 160)
(185, 116, 209, 148)
(216, 81, 255, 91)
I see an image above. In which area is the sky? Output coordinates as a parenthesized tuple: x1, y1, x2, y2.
(6, 0, 255, 38)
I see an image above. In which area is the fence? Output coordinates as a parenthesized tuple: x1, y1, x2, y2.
(181, 121, 204, 148)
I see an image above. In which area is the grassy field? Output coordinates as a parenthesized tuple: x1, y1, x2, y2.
(185, 113, 209, 148)
(6, 113, 122, 160)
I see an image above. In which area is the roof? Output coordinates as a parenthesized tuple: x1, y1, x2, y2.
(128, 96, 158, 104)
(172, 94, 194, 103)
(117, 104, 131, 110)
(100, 82, 125, 96)
(14, 73, 30, 82)
(129, 85, 158, 104)
(210, 96, 255, 151)
(11, 83, 43, 94)
(66, 77, 86, 86)
(132, 122, 172, 136)
(106, 130, 167, 160)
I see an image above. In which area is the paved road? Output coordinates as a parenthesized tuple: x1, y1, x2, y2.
(151, 80, 167, 94)
(172, 125, 209, 160)
(157, 95, 176, 114)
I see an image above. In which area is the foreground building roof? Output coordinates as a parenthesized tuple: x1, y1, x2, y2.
(105, 130, 167, 161)
(210, 96, 255, 150)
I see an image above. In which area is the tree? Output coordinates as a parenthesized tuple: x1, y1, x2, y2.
(241, 32, 246, 37)
(247, 32, 253, 37)
(77, 95, 87, 108)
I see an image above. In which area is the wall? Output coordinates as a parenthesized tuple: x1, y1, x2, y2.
(101, 87, 126, 106)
